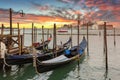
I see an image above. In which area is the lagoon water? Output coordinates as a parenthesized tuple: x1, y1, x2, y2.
(0, 29, 120, 80)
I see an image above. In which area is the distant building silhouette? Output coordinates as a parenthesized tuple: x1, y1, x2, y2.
(98, 25, 113, 30)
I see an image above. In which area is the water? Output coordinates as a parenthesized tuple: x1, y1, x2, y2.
(0, 29, 120, 80)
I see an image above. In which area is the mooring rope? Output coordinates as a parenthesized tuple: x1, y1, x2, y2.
(3, 54, 11, 67)
(3, 64, 7, 77)
(32, 47, 40, 74)
(0, 41, 11, 67)
(36, 58, 42, 65)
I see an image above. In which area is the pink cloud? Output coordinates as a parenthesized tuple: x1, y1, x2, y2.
(60, 0, 74, 3)
(84, 0, 120, 22)
(36, 4, 50, 11)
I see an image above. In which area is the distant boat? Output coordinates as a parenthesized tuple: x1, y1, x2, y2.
(57, 29, 68, 33)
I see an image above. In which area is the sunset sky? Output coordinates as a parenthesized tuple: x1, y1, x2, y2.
(0, 0, 120, 28)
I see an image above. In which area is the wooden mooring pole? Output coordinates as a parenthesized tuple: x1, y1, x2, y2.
(53, 24, 57, 57)
(33, 25, 35, 43)
(77, 18, 80, 76)
(46, 29, 49, 49)
(42, 26, 45, 49)
(70, 25, 73, 47)
(34, 27, 37, 43)
(47, 29, 49, 39)
(17, 23, 21, 55)
(22, 27, 25, 47)
(77, 20, 80, 48)
(87, 23, 89, 56)
(9, 8, 13, 51)
(1, 24, 4, 35)
(36, 27, 37, 42)
(113, 28, 116, 46)
(104, 22, 108, 72)
(99, 30, 101, 36)
(32, 23, 34, 46)
(9, 8, 12, 36)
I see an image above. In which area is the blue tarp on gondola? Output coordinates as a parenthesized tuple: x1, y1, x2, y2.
(65, 49, 71, 55)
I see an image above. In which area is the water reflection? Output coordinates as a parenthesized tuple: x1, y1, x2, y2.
(0, 64, 36, 80)
(0, 30, 120, 80)
(48, 62, 77, 80)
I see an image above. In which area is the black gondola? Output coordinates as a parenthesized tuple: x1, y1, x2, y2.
(0, 37, 72, 65)
(36, 37, 87, 73)
(33, 34, 52, 50)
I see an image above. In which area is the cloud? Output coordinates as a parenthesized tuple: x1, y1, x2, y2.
(58, 0, 86, 4)
(1, 0, 120, 28)
(0, 8, 76, 27)
(32, 2, 51, 11)
(30, 1, 83, 20)
(84, 0, 120, 22)
(57, 0, 74, 4)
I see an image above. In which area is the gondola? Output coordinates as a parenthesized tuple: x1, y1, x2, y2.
(0, 37, 72, 65)
(33, 34, 52, 50)
(36, 37, 87, 73)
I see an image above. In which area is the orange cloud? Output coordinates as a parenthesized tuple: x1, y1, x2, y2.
(0, 9, 76, 28)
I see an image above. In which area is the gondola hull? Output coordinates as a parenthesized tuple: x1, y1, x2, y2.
(0, 47, 66, 65)
(35, 44, 48, 50)
(36, 37, 87, 73)
(0, 37, 71, 65)
(37, 53, 85, 73)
